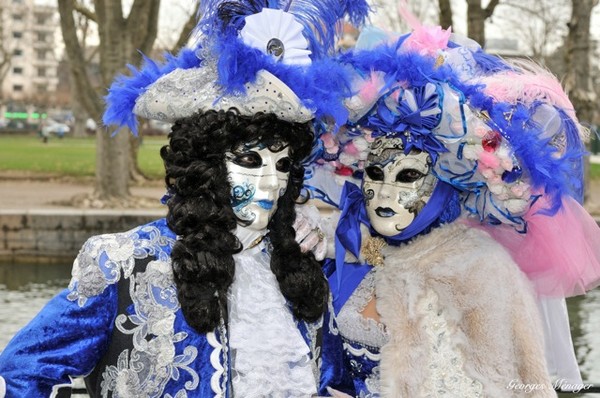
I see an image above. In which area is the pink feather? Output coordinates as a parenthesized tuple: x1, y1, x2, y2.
(397, 0, 451, 55)
(480, 59, 577, 121)
(358, 71, 386, 103)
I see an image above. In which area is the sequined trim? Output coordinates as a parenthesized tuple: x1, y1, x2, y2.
(304, 316, 323, 387)
(343, 341, 381, 362)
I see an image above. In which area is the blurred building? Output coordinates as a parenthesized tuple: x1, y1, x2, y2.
(0, 0, 59, 122)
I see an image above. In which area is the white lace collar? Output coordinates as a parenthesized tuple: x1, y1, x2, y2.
(227, 226, 317, 396)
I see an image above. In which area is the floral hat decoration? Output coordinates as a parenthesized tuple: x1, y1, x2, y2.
(102, 0, 370, 134)
(316, 18, 600, 298)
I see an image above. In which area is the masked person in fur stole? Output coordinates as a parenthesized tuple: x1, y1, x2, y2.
(308, 21, 600, 397)
(0, 1, 371, 397)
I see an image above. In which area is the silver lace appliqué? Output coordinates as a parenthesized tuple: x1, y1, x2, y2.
(418, 289, 484, 397)
(337, 270, 389, 349)
(67, 226, 203, 398)
(67, 225, 174, 306)
(102, 260, 199, 398)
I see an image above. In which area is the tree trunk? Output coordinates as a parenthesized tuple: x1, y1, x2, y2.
(94, 0, 132, 200)
(129, 134, 148, 183)
(564, 0, 599, 202)
(58, 0, 161, 204)
(71, 98, 88, 138)
(466, 0, 500, 47)
(438, 0, 453, 30)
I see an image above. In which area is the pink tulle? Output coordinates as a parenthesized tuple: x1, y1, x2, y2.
(466, 195, 600, 297)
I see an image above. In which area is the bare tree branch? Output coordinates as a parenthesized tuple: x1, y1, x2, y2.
(172, 9, 198, 52)
(126, 0, 160, 57)
(57, 0, 103, 119)
(438, 0, 453, 30)
(72, 0, 97, 22)
(497, 0, 570, 64)
(484, 0, 501, 18)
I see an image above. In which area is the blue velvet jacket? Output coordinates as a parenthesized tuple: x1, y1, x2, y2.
(0, 219, 352, 397)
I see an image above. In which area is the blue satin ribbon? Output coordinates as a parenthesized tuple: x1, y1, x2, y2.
(364, 85, 447, 163)
(331, 180, 459, 313)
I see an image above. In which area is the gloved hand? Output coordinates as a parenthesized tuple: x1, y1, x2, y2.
(294, 203, 329, 261)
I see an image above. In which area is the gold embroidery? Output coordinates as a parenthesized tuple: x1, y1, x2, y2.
(361, 237, 387, 267)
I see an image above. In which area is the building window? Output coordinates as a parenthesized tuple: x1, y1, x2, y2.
(37, 67, 46, 77)
(36, 84, 47, 93)
(36, 50, 46, 60)
(37, 32, 47, 42)
(12, 0, 23, 3)
(13, 85, 23, 92)
(13, 67, 23, 74)
(13, 31, 23, 39)
(36, 15, 47, 24)
(13, 49, 23, 56)
(12, 14, 23, 21)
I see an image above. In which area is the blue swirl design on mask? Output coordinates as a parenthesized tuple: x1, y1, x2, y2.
(231, 182, 256, 212)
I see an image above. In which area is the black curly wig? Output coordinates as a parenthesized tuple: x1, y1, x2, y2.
(160, 109, 329, 333)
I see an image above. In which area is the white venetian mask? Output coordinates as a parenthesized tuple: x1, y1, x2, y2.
(363, 137, 437, 237)
(226, 141, 291, 231)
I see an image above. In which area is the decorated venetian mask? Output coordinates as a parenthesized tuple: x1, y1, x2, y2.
(363, 137, 437, 237)
(226, 140, 292, 230)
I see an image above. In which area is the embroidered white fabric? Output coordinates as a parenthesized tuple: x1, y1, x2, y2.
(418, 289, 483, 397)
(337, 270, 388, 349)
(227, 229, 317, 397)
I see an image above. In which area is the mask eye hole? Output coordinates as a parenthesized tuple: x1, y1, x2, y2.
(365, 166, 384, 181)
(231, 152, 262, 168)
(396, 169, 425, 183)
(276, 157, 291, 173)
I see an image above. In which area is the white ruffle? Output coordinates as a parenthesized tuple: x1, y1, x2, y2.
(227, 239, 317, 397)
(0, 375, 5, 398)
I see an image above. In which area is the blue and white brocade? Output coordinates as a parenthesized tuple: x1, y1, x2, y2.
(0, 219, 353, 397)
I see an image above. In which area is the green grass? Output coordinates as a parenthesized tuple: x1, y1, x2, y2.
(3, 134, 600, 182)
(591, 163, 600, 180)
(0, 135, 167, 179)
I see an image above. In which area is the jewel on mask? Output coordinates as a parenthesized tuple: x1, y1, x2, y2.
(267, 38, 285, 59)
(482, 130, 501, 152)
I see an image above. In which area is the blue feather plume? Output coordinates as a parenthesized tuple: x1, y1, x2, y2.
(483, 101, 586, 216)
(340, 35, 585, 222)
(103, 48, 202, 134)
(104, 0, 369, 133)
(197, 0, 370, 57)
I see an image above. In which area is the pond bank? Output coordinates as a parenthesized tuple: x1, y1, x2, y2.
(0, 209, 165, 264)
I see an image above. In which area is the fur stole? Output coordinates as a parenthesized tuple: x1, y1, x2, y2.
(376, 222, 556, 397)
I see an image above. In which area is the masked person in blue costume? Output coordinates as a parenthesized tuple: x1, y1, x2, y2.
(309, 20, 600, 397)
(0, 1, 370, 396)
